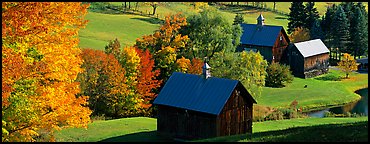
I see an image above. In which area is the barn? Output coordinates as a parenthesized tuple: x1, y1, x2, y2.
(153, 62, 256, 140)
(236, 14, 290, 63)
(286, 39, 330, 78)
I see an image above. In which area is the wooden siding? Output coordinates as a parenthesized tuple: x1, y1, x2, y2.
(272, 30, 290, 63)
(217, 84, 253, 137)
(304, 53, 329, 71)
(157, 105, 217, 140)
(287, 44, 305, 78)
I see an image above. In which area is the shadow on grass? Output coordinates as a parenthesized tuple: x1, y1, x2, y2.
(314, 75, 343, 81)
(130, 17, 164, 25)
(251, 121, 368, 142)
(275, 16, 287, 20)
(99, 131, 174, 142)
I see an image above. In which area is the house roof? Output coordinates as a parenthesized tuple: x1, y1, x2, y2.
(240, 23, 286, 47)
(293, 39, 330, 58)
(153, 72, 256, 115)
(356, 57, 368, 64)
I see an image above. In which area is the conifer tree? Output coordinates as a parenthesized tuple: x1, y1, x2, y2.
(287, 2, 306, 34)
(304, 2, 320, 30)
(349, 7, 367, 59)
(310, 19, 324, 40)
(331, 6, 350, 53)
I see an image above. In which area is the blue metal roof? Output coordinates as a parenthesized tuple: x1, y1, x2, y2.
(153, 72, 253, 115)
(240, 23, 284, 47)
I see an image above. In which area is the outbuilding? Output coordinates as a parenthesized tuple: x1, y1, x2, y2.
(286, 39, 330, 78)
(153, 62, 256, 140)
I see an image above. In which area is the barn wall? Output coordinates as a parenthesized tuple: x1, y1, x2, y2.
(287, 45, 305, 78)
(272, 30, 290, 63)
(304, 53, 329, 71)
(217, 84, 253, 137)
(157, 105, 217, 140)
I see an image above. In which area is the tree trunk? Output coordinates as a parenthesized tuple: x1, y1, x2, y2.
(124, 2, 127, 9)
(135, 2, 138, 11)
(152, 5, 157, 15)
(128, 2, 131, 9)
(273, 2, 276, 11)
(237, 2, 239, 5)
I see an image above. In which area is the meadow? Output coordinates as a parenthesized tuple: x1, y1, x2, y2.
(259, 67, 368, 112)
(54, 116, 368, 142)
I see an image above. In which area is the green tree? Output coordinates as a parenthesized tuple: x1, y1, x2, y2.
(180, 8, 242, 60)
(331, 6, 350, 53)
(349, 6, 367, 59)
(209, 51, 267, 99)
(233, 13, 245, 25)
(265, 62, 294, 88)
(304, 2, 319, 30)
(287, 2, 306, 34)
(320, 4, 337, 48)
(310, 19, 324, 40)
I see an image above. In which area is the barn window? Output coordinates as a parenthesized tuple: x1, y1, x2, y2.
(280, 36, 282, 41)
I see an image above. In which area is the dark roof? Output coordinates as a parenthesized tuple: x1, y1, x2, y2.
(153, 72, 256, 115)
(240, 23, 287, 47)
(356, 57, 368, 64)
(293, 39, 330, 58)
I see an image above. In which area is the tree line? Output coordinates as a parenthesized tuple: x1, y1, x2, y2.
(288, 2, 368, 59)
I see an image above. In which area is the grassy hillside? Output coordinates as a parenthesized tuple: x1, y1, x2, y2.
(78, 11, 160, 50)
(259, 68, 368, 112)
(54, 117, 367, 142)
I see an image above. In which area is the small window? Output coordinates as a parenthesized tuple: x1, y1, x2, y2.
(280, 36, 283, 41)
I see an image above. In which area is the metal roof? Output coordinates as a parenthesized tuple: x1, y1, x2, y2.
(356, 57, 368, 64)
(240, 23, 284, 47)
(293, 39, 330, 58)
(153, 72, 255, 115)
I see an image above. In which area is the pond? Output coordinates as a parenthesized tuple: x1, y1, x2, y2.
(307, 88, 368, 118)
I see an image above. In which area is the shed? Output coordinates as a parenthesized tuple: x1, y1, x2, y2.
(356, 57, 368, 71)
(286, 39, 330, 78)
(236, 14, 290, 63)
(153, 63, 256, 140)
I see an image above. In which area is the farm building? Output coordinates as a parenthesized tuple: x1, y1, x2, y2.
(153, 62, 256, 140)
(285, 39, 330, 78)
(356, 57, 368, 72)
(236, 14, 290, 63)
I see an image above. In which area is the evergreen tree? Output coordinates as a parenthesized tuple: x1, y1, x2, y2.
(304, 2, 320, 30)
(350, 7, 367, 59)
(331, 6, 350, 53)
(320, 5, 336, 48)
(355, 2, 368, 58)
(287, 2, 306, 34)
(310, 19, 324, 40)
(233, 13, 245, 25)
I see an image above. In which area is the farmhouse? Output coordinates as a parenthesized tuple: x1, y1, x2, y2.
(286, 39, 330, 78)
(236, 14, 290, 63)
(153, 62, 256, 140)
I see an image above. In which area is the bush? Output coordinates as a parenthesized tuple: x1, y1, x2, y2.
(265, 62, 294, 87)
(265, 110, 284, 121)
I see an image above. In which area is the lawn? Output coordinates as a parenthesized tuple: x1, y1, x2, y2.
(78, 11, 160, 50)
(54, 116, 368, 142)
(258, 67, 368, 112)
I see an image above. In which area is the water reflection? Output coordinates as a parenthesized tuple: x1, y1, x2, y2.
(307, 88, 368, 117)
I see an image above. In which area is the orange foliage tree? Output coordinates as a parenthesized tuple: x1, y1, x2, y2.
(2, 2, 91, 142)
(135, 13, 192, 82)
(289, 27, 311, 43)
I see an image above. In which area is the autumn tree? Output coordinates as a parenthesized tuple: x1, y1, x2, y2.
(2, 2, 91, 142)
(289, 27, 310, 43)
(337, 53, 358, 78)
(135, 13, 190, 82)
(135, 48, 162, 114)
(187, 58, 203, 75)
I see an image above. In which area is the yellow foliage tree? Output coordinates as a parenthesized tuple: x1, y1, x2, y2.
(2, 2, 91, 142)
(337, 53, 358, 78)
(289, 27, 310, 43)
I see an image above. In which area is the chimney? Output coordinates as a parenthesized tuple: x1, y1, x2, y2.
(202, 57, 211, 79)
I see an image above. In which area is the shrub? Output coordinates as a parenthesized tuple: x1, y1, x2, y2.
(265, 62, 294, 87)
(265, 110, 284, 121)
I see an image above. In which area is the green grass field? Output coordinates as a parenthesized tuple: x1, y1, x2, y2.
(54, 116, 368, 142)
(78, 11, 160, 50)
(258, 68, 368, 112)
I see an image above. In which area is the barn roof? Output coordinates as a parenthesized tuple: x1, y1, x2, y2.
(153, 72, 256, 115)
(240, 23, 287, 47)
(293, 39, 330, 58)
